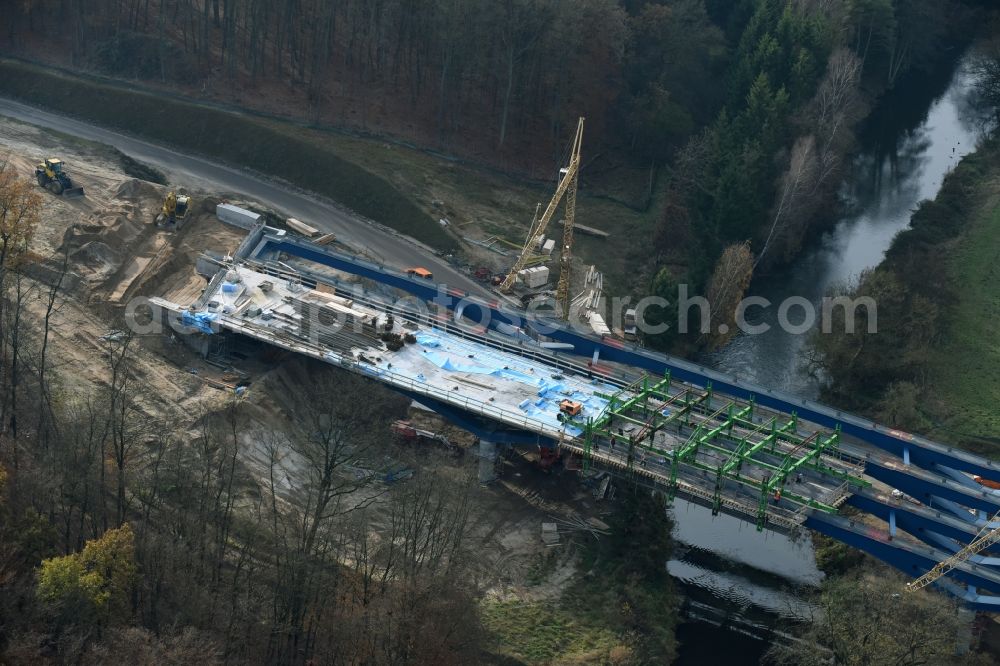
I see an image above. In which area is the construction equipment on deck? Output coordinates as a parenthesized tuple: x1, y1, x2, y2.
(559, 399, 583, 418)
(406, 267, 434, 280)
(499, 118, 584, 320)
(35, 158, 84, 197)
(156, 191, 190, 227)
(907, 508, 1000, 591)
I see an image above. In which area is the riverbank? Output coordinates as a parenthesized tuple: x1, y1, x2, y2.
(691, 42, 995, 662)
(811, 133, 1000, 456)
(705, 48, 987, 397)
(926, 140, 1000, 454)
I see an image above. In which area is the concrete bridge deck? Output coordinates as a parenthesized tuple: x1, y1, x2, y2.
(151, 263, 863, 532)
(148, 226, 1000, 606)
(248, 231, 1000, 484)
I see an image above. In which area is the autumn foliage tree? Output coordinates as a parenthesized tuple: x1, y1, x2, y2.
(37, 523, 137, 629)
(0, 160, 38, 267)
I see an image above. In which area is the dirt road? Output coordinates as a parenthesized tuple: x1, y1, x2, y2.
(0, 96, 488, 297)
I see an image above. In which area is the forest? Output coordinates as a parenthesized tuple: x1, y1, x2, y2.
(1, 1, 987, 338)
(2, 2, 999, 665)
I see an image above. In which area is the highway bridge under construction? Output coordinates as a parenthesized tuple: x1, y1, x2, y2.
(149, 220, 1000, 610)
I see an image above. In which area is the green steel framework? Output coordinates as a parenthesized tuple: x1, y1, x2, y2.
(573, 372, 868, 530)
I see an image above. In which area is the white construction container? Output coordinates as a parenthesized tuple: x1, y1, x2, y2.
(216, 203, 261, 229)
(518, 265, 549, 288)
(286, 217, 320, 237)
(534, 265, 550, 285)
(588, 312, 611, 337)
(542, 238, 556, 255)
(624, 308, 638, 340)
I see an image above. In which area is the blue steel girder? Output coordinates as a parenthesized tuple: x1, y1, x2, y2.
(866, 461, 1000, 515)
(263, 235, 1000, 484)
(805, 512, 1000, 597)
(847, 489, 983, 547)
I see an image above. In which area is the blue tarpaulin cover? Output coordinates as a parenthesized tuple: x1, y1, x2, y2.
(182, 311, 218, 334)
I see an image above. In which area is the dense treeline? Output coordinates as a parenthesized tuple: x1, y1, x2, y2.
(1, 0, 725, 170)
(645, 0, 983, 348)
(2, 1, 974, 173)
(0, 1, 986, 348)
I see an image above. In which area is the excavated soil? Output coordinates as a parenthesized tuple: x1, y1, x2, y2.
(1, 115, 616, 607)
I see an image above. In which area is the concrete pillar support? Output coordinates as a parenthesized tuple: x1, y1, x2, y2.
(478, 439, 498, 484)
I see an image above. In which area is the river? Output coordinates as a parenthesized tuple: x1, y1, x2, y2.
(671, 48, 995, 664)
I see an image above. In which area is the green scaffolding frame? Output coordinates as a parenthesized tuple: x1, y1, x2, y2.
(575, 372, 868, 529)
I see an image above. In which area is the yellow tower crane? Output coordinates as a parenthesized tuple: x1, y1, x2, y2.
(499, 117, 584, 319)
(907, 508, 1000, 591)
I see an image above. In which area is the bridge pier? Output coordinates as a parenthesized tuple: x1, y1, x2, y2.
(478, 439, 499, 484)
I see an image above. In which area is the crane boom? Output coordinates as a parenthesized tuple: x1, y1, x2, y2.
(499, 118, 585, 299)
(555, 134, 579, 319)
(907, 509, 1000, 591)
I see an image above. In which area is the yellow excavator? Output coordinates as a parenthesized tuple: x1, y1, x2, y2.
(35, 158, 85, 197)
(155, 191, 190, 227)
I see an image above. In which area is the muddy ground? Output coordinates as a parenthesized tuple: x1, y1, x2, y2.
(0, 116, 621, 634)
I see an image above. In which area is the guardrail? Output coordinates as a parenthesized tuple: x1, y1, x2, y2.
(213, 312, 570, 441)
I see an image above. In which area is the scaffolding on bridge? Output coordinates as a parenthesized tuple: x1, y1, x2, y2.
(568, 371, 868, 530)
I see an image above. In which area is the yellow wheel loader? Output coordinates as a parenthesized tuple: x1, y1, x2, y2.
(35, 158, 85, 197)
(156, 191, 190, 227)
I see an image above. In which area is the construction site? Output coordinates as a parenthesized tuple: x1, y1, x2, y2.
(0, 114, 676, 660)
(5, 103, 1000, 659)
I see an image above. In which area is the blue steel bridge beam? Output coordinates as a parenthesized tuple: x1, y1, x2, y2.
(848, 493, 1000, 566)
(805, 512, 1000, 597)
(866, 462, 1000, 515)
(847, 489, 984, 546)
(918, 530, 1000, 567)
(264, 234, 1000, 484)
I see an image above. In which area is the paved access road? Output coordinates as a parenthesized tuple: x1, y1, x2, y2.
(0, 96, 487, 296)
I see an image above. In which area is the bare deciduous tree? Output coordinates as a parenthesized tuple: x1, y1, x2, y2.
(705, 242, 754, 349)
